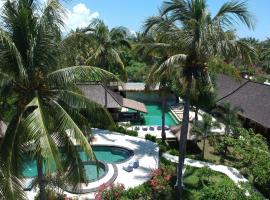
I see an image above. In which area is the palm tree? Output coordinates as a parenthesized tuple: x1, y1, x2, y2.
(144, 0, 255, 197)
(74, 19, 131, 79)
(0, 160, 26, 200)
(220, 102, 242, 136)
(146, 64, 174, 142)
(141, 30, 178, 142)
(218, 102, 242, 156)
(0, 0, 116, 199)
(192, 113, 220, 159)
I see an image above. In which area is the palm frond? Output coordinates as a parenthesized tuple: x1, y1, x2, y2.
(23, 97, 62, 173)
(0, 161, 26, 200)
(0, 30, 27, 81)
(50, 100, 95, 161)
(159, 54, 187, 72)
(213, 0, 255, 29)
(47, 66, 120, 86)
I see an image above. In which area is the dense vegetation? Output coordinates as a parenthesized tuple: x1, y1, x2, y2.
(1, 0, 270, 199)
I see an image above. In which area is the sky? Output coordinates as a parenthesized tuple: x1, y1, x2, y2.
(0, 0, 269, 40)
(61, 0, 270, 41)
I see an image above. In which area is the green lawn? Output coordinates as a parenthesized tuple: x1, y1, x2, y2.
(183, 166, 234, 199)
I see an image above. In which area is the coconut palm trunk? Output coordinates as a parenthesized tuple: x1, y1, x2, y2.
(177, 74, 192, 199)
(37, 157, 46, 200)
(202, 133, 206, 159)
(194, 107, 199, 123)
(161, 95, 166, 142)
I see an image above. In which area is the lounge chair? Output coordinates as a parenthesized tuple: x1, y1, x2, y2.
(149, 126, 155, 131)
(135, 126, 140, 131)
(142, 127, 148, 131)
(129, 159, 139, 169)
(157, 126, 161, 130)
(123, 163, 133, 172)
(165, 126, 170, 131)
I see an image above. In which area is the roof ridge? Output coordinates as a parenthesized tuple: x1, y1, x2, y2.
(217, 79, 250, 102)
(101, 84, 123, 106)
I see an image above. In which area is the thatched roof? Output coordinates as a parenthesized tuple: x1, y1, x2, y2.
(78, 84, 147, 113)
(216, 74, 270, 129)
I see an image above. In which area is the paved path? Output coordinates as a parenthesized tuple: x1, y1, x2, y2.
(162, 153, 248, 185)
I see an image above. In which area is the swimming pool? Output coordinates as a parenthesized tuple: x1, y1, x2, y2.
(21, 145, 133, 180)
(130, 103, 179, 126)
(79, 145, 133, 164)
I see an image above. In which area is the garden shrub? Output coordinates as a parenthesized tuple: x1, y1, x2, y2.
(126, 130, 138, 137)
(108, 125, 138, 137)
(145, 134, 156, 142)
(95, 183, 125, 200)
(34, 189, 65, 200)
(199, 180, 264, 200)
(149, 165, 176, 200)
(122, 183, 152, 200)
(169, 148, 179, 156)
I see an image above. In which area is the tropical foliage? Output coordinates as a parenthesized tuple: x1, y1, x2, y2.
(192, 114, 220, 159)
(143, 0, 255, 197)
(0, 0, 116, 199)
(63, 19, 131, 80)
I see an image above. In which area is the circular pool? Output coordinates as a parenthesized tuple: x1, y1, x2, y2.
(21, 159, 108, 183)
(79, 145, 134, 164)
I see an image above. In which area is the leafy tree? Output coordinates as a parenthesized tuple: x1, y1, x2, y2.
(126, 61, 149, 82)
(144, 0, 255, 197)
(217, 102, 242, 156)
(199, 179, 264, 200)
(192, 113, 220, 159)
(146, 64, 175, 142)
(84, 19, 131, 79)
(0, 0, 116, 199)
(229, 128, 270, 197)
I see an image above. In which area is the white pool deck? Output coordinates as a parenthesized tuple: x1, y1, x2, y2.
(25, 129, 159, 200)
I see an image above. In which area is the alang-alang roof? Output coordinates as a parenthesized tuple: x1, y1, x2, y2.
(78, 84, 148, 113)
(216, 74, 270, 129)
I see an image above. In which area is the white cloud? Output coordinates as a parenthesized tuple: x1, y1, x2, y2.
(130, 30, 136, 36)
(63, 3, 99, 32)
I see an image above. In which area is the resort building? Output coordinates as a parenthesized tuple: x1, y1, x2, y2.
(216, 74, 270, 140)
(78, 83, 147, 122)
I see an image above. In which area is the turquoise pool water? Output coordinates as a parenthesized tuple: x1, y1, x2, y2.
(21, 146, 132, 179)
(79, 146, 132, 163)
(22, 161, 105, 182)
(130, 103, 179, 126)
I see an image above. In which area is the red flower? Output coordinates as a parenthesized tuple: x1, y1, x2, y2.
(164, 175, 172, 181)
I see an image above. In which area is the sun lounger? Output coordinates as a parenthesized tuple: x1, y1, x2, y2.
(149, 126, 155, 131)
(165, 126, 170, 131)
(142, 127, 148, 131)
(157, 126, 161, 130)
(123, 163, 133, 172)
(135, 126, 140, 131)
(129, 159, 139, 169)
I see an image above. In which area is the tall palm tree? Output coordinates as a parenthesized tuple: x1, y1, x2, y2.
(146, 64, 174, 142)
(0, 160, 26, 200)
(141, 30, 178, 142)
(219, 102, 242, 136)
(144, 0, 255, 197)
(0, 0, 116, 199)
(192, 113, 220, 159)
(218, 102, 242, 156)
(75, 19, 131, 79)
